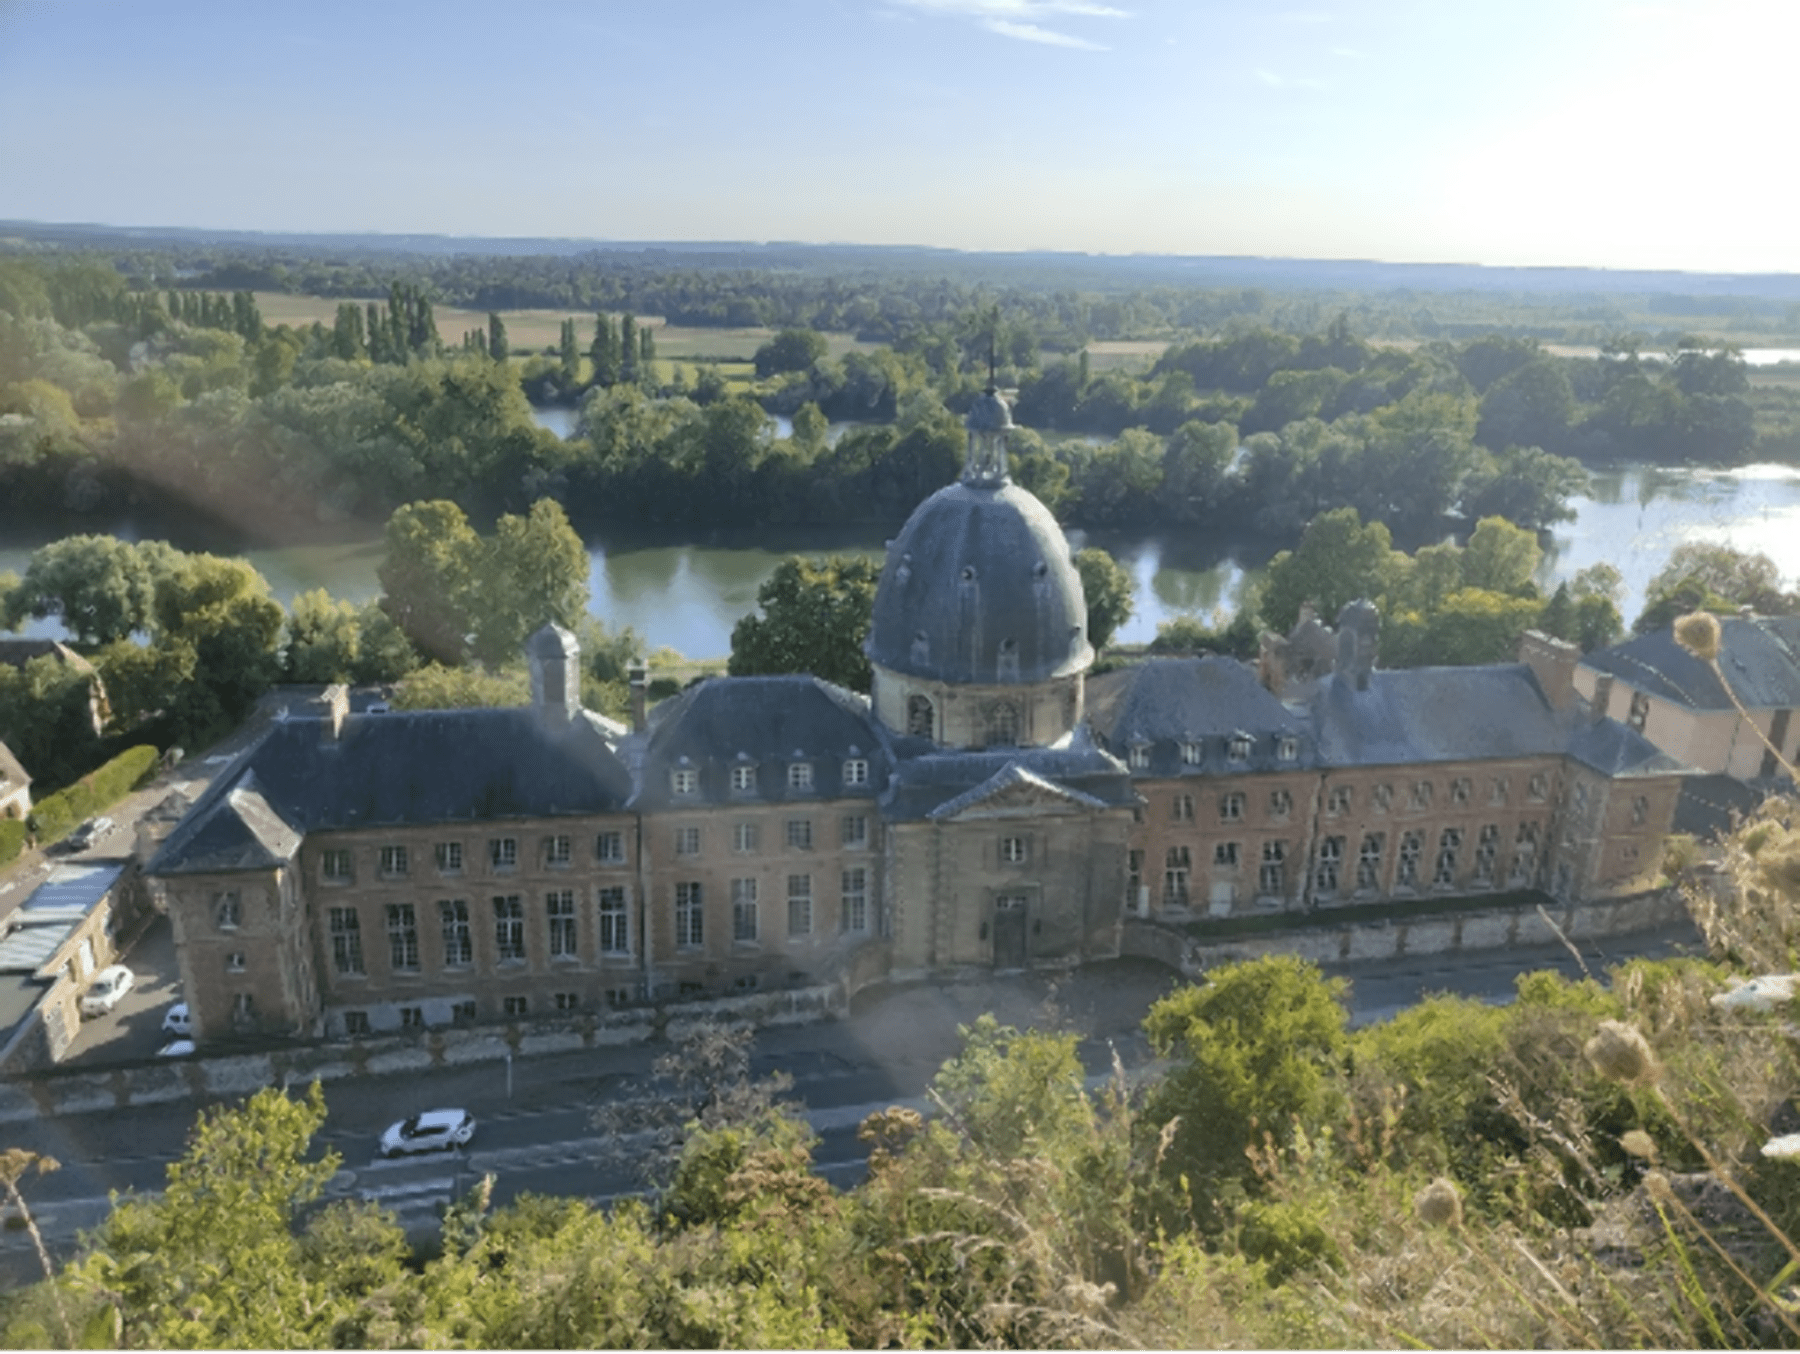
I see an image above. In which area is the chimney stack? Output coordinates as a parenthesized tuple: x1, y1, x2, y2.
(1590, 672, 1615, 725)
(1333, 599, 1380, 692)
(1518, 630, 1578, 711)
(628, 659, 649, 733)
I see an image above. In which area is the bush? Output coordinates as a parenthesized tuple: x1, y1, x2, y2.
(26, 744, 158, 844)
(0, 818, 25, 868)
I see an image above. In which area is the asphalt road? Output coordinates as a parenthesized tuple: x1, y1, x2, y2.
(0, 920, 1707, 1286)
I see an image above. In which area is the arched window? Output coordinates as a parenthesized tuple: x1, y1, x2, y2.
(987, 701, 1019, 747)
(907, 694, 935, 740)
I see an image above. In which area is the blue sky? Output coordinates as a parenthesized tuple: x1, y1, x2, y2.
(1, 0, 1793, 272)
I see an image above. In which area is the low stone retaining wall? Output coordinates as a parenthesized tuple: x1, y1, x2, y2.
(1121, 889, 1691, 980)
(0, 983, 842, 1125)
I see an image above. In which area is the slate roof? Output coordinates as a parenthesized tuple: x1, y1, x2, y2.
(151, 707, 633, 876)
(1582, 617, 1800, 712)
(1564, 718, 1689, 778)
(1086, 657, 1313, 775)
(1311, 664, 1569, 768)
(866, 478, 1091, 685)
(1673, 773, 1768, 840)
(634, 675, 894, 811)
(882, 730, 1137, 822)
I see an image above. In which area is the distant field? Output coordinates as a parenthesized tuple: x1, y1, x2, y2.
(250, 293, 872, 364)
(1080, 338, 1169, 373)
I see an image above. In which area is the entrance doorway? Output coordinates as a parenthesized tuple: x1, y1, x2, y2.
(993, 894, 1028, 969)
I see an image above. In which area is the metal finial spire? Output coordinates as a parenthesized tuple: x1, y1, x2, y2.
(987, 327, 998, 391)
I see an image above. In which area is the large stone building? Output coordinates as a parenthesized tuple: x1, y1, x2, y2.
(148, 387, 1686, 1046)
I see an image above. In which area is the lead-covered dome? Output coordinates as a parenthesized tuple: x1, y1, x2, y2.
(867, 479, 1092, 685)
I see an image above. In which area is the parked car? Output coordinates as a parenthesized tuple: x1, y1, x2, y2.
(161, 1002, 191, 1037)
(79, 965, 134, 1017)
(156, 1039, 195, 1058)
(61, 816, 114, 852)
(379, 1108, 476, 1158)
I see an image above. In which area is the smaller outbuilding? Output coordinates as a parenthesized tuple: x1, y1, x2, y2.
(0, 861, 136, 1071)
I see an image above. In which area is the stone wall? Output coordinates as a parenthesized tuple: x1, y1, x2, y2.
(0, 982, 842, 1125)
(1120, 888, 1690, 981)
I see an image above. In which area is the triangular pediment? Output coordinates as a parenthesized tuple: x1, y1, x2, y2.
(926, 763, 1108, 821)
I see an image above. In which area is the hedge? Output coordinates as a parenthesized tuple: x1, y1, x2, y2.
(26, 745, 160, 847)
(0, 819, 25, 869)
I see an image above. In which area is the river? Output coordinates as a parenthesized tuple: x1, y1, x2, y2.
(5, 409, 1800, 657)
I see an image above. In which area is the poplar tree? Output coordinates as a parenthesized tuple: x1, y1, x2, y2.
(638, 324, 656, 386)
(559, 318, 580, 385)
(589, 312, 621, 388)
(488, 312, 509, 363)
(619, 313, 638, 386)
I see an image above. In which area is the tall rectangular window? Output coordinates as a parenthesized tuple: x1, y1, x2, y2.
(1172, 793, 1194, 822)
(1220, 792, 1245, 822)
(731, 878, 759, 942)
(329, 907, 364, 975)
(787, 874, 813, 936)
(676, 882, 704, 947)
(386, 903, 419, 972)
(675, 826, 701, 857)
(1314, 835, 1344, 895)
(841, 814, 868, 848)
(1372, 783, 1393, 813)
(1269, 788, 1292, 821)
(1474, 824, 1501, 885)
(546, 889, 577, 957)
(786, 819, 813, 851)
(1163, 846, 1191, 908)
(380, 844, 408, 877)
(1258, 841, 1286, 896)
(596, 831, 625, 864)
(1397, 831, 1424, 889)
(1433, 828, 1463, 888)
(599, 886, 629, 954)
(1127, 849, 1143, 897)
(1214, 841, 1240, 868)
(1357, 833, 1385, 891)
(1326, 786, 1352, 817)
(435, 841, 463, 874)
(841, 867, 868, 932)
(544, 834, 572, 867)
(1511, 822, 1541, 886)
(439, 899, 472, 967)
(494, 895, 525, 962)
(490, 837, 518, 871)
(321, 849, 352, 882)
(733, 821, 759, 854)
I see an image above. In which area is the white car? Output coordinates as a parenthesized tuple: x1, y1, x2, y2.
(156, 1039, 195, 1058)
(79, 965, 134, 1017)
(62, 816, 114, 853)
(379, 1108, 476, 1158)
(162, 1002, 192, 1036)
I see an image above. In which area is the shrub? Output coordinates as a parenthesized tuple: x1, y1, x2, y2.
(26, 744, 157, 844)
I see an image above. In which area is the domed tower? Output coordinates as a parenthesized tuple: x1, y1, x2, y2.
(866, 384, 1093, 749)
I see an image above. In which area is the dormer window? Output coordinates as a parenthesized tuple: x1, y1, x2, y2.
(672, 768, 698, 796)
(731, 764, 756, 793)
(788, 762, 813, 791)
(1228, 734, 1252, 763)
(1180, 741, 1202, 766)
(843, 758, 868, 787)
(1128, 743, 1151, 771)
(1278, 736, 1298, 762)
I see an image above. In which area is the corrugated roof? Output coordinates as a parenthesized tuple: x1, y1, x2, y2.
(16, 862, 124, 917)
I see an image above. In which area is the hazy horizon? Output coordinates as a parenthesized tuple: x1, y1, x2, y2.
(3, 0, 1794, 275)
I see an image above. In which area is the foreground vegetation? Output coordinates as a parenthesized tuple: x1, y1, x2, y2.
(3, 791, 1799, 1348)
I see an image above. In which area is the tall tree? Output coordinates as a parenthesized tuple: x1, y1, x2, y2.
(559, 318, 580, 386)
(1074, 547, 1135, 650)
(728, 555, 879, 692)
(619, 313, 639, 386)
(487, 312, 509, 364)
(589, 312, 621, 388)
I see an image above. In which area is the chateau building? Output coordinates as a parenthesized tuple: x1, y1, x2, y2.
(148, 387, 1686, 1045)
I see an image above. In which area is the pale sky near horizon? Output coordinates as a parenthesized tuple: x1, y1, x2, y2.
(1, 0, 1795, 274)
